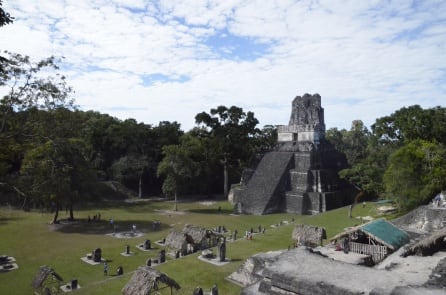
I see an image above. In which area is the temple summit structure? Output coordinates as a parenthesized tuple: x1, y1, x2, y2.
(232, 93, 355, 215)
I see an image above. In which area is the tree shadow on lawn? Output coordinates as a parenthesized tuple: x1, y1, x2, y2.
(0, 216, 22, 225)
(188, 208, 233, 214)
(77, 198, 175, 214)
(50, 219, 169, 235)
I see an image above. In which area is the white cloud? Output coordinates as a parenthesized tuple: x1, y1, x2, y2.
(0, 0, 445, 131)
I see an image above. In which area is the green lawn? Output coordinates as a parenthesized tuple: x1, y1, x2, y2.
(0, 199, 385, 295)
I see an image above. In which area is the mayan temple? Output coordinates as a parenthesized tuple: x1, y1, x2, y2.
(232, 93, 355, 215)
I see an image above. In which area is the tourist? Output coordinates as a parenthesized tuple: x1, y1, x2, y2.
(132, 224, 136, 233)
(211, 283, 218, 295)
(193, 287, 204, 295)
(103, 262, 108, 276)
(343, 237, 350, 254)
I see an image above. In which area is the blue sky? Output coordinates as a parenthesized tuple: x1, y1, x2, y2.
(1, 0, 445, 131)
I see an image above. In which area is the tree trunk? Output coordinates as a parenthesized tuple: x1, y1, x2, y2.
(174, 191, 178, 211)
(52, 202, 60, 224)
(223, 156, 228, 197)
(69, 203, 74, 221)
(22, 195, 28, 211)
(138, 172, 143, 198)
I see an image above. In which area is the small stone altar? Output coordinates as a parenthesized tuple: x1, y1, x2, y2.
(81, 248, 105, 265)
(121, 245, 133, 256)
(232, 93, 356, 215)
(60, 279, 81, 293)
(198, 237, 230, 266)
(136, 239, 155, 251)
(0, 255, 18, 272)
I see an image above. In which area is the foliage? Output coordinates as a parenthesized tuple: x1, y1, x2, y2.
(156, 143, 200, 206)
(383, 139, 446, 211)
(0, 52, 78, 213)
(195, 105, 259, 196)
(327, 106, 446, 207)
(0, 51, 74, 113)
(253, 124, 278, 153)
(0, 0, 13, 27)
(326, 120, 370, 167)
(326, 120, 381, 197)
(78, 114, 183, 196)
(0, 52, 75, 181)
(372, 105, 446, 145)
(19, 138, 94, 221)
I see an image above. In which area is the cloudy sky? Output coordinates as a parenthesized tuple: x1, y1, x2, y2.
(1, 0, 445, 131)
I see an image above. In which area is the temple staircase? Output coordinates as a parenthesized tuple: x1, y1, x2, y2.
(239, 152, 294, 214)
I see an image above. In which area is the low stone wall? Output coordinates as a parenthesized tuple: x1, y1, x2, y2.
(393, 205, 446, 232)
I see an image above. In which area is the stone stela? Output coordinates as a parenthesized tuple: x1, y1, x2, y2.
(232, 93, 355, 215)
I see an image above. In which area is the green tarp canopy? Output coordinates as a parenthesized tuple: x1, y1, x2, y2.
(361, 219, 410, 250)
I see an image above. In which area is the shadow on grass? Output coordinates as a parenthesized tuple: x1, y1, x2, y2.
(0, 216, 22, 225)
(74, 198, 176, 214)
(188, 208, 233, 214)
(227, 258, 243, 262)
(51, 219, 169, 235)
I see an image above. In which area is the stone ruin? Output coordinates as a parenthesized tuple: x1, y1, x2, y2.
(232, 93, 356, 215)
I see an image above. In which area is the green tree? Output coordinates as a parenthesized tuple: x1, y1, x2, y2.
(372, 105, 446, 145)
(110, 154, 147, 198)
(326, 121, 379, 199)
(195, 106, 259, 196)
(1, 52, 74, 127)
(0, 0, 13, 27)
(254, 125, 278, 153)
(156, 144, 199, 210)
(0, 52, 75, 204)
(20, 138, 92, 222)
(326, 120, 370, 167)
(185, 127, 222, 194)
(325, 127, 347, 153)
(383, 139, 446, 211)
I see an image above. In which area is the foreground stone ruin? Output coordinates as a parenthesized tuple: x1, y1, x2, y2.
(230, 206, 446, 294)
(234, 246, 446, 295)
(232, 93, 355, 215)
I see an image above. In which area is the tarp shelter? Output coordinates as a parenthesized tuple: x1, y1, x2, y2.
(331, 219, 410, 263)
(31, 265, 63, 294)
(122, 266, 180, 295)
